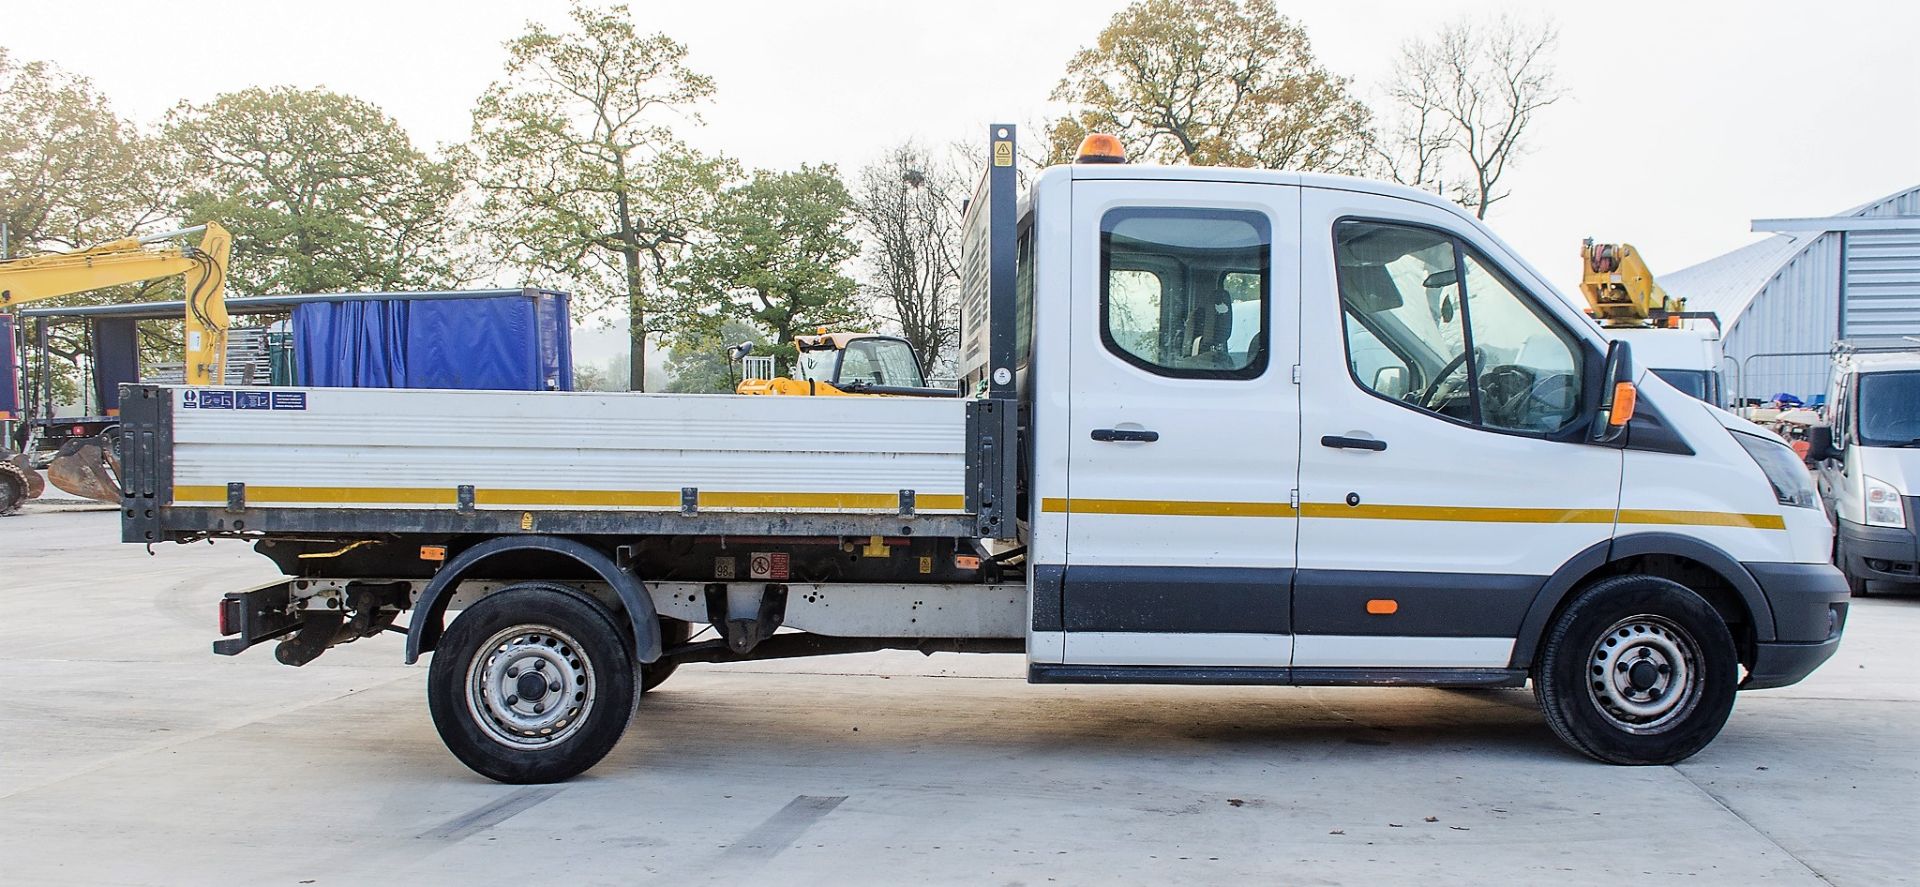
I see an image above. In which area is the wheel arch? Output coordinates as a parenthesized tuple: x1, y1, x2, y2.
(1510, 533, 1776, 669)
(404, 535, 661, 665)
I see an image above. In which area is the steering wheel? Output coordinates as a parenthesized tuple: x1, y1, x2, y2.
(1419, 349, 1474, 410)
(1483, 365, 1577, 429)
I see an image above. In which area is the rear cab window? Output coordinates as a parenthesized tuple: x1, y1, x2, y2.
(1100, 208, 1270, 379)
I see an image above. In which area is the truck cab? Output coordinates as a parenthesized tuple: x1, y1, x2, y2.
(1811, 350, 1920, 593)
(130, 128, 1851, 783)
(1603, 326, 1724, 406)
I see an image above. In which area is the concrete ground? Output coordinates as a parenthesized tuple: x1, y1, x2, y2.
(1, 506, 1915, 886)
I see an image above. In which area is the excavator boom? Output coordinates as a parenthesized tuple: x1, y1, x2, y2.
(0, 222, 231, 385)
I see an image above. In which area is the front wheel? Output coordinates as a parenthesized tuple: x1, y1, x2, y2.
(427, 584, 636, 783)
(1534, 574, 1739, 765)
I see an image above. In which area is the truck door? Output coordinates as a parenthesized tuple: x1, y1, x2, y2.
(1058, 179, 1300, 667)
(1293, 187, 1622, 671)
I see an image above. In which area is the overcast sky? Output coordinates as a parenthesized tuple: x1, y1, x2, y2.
(9, 0, 1916, 365)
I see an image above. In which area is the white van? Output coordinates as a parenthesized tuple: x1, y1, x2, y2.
(1810, 350, 1920, 593)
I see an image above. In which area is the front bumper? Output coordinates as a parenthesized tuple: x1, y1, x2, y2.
(1836, 518, 1920, 585)
(1740, 561, 1850, 690)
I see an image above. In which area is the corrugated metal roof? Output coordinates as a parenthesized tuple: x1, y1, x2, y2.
(1661, 233, 1808, 320)
(1662, 183, 1920, 322)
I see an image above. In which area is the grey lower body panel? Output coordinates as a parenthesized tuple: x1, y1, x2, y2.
(1744, 639, 1843, 690)
(1835, 520, 1920, 586)
(1740, 559, 1850, 689)
(1028, 664, 1525, 687)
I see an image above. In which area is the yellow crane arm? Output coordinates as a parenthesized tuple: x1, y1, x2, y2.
(0, 222, 231, 385)
(1578, 239, 1684, 328)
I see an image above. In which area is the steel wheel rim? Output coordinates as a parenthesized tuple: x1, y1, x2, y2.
(1586, 614, 1702, 733)
(465, 623, 596, 749)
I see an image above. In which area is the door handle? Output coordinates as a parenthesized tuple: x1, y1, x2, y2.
(1320, 435, 1387, 451)
(1091, 428, 1159, 443)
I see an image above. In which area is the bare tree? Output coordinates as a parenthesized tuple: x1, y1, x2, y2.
(1378, 16, 1561, 218)
(853, 142, 964, 377)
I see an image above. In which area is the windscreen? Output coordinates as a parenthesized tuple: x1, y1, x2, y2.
(1857, 370, 1920, 446)
(1650, 368, 1720, 405)
(837, 338, 924, 387)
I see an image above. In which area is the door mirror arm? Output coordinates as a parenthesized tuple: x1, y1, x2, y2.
(1590, 340, 1635, 447)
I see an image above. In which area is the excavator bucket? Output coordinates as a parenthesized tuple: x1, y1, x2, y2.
(45, 436, 122, 503)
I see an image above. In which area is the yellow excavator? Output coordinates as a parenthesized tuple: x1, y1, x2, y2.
(0, 223, 231, 511)
(732, 332, 954, 397)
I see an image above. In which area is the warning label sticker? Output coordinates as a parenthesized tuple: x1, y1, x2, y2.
(270, 391, 307, 410)
(237, 391, 271, 410)
(748, 552, 791, 581)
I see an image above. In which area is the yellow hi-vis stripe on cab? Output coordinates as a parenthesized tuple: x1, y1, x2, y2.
(172, 485, 966, 511)
(1041, 497, 1785, 530)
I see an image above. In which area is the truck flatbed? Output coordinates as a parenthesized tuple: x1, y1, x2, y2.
(121, 384, 994, 541)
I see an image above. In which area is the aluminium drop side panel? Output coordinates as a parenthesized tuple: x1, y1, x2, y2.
(162, 386, 969, 518)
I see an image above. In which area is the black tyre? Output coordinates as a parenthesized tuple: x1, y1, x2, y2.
(640, 618, 690, 693)
(1534, 574, 1739, 765)
(427, 584, 636, 783)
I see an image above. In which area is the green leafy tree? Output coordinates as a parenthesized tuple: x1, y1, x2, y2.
(1047, 0, 1372, 172)
(464, 0, 732, 391)
(0, 48, 178, 407)
(663, 319, 765, 393)
(669, 166, 868, 371)
(166, 86, 463, 295)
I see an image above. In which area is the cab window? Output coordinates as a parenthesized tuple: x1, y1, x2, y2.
(1101, 208, 1270, 379)
(1335, 219, 1583, 434)
(837, 338, 924, 388)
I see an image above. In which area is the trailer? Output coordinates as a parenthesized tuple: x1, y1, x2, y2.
(121, 127, 1850, 783)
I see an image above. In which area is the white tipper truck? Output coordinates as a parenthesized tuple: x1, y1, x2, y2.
(117, 127, 1849, 783)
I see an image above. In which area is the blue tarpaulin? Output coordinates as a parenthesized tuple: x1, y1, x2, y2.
(292, 292, 571, 391)
(0, 315, 18, 420)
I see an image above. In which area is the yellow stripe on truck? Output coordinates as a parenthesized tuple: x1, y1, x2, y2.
(172, 485, 966, 512)
(1042, 497, 1784, 529)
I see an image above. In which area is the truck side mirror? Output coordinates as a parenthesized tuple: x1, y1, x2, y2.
(1591, 340, 1635, 446)
(1806, 426, 1836, 463)
(1373, 365, 1408, 399)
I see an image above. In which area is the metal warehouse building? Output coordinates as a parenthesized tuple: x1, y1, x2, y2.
(1661, 183, 1920, 402)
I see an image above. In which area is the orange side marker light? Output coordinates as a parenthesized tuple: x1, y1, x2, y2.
(1366, 599, 1398, 615)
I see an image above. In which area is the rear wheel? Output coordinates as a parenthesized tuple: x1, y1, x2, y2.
(1534, 574, 1739, 765)
(427, 584, 635, 783)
